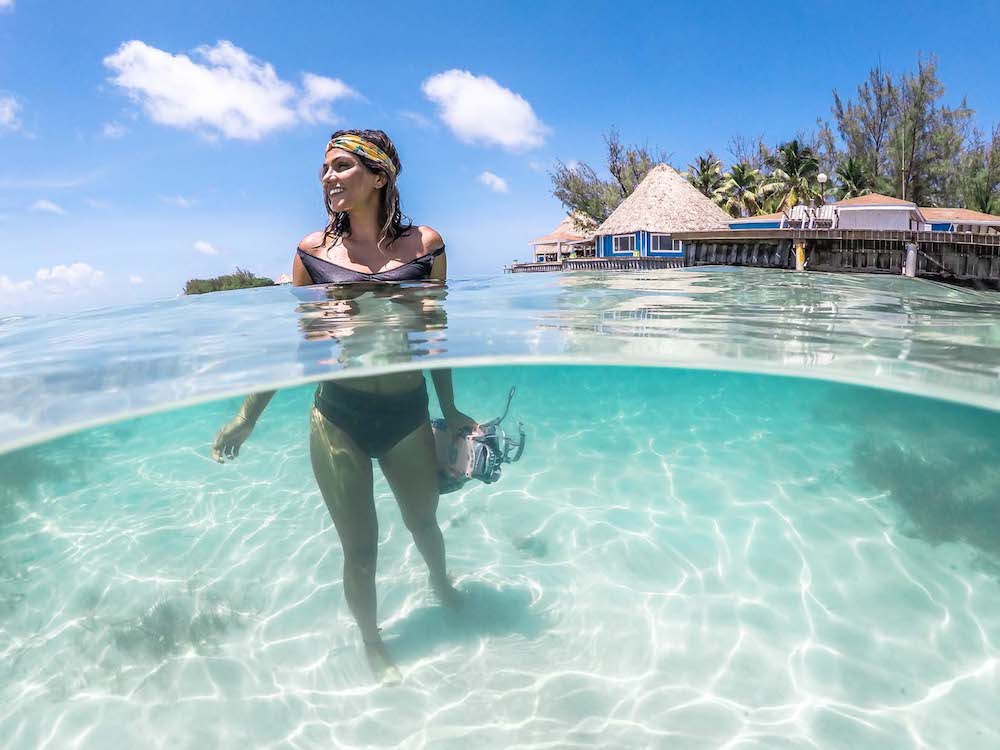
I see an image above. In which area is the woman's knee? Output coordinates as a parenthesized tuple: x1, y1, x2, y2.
(343, 543, 378, 572)
(401, 507, 439, 535)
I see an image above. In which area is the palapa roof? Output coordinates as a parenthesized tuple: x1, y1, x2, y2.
(529, 212, 597, 246)
(920, 207, 1000, 223)
(834, 193, 915, 208)
(596, 164, 731, 236)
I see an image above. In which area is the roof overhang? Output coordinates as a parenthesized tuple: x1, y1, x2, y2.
(838, 204, 926, 223)
(935, 219, 1000, 226)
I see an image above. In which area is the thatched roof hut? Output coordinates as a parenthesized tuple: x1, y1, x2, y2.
(529, 213, 597, 246)
(596, 164, 731, 236)
(530, 212, 597, 261)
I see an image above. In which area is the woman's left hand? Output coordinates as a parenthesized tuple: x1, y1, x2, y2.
(443, 407, 478, 436)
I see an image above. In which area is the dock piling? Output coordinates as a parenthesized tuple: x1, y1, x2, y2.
(904, 243, 917, 277)
(795, 242, 806, 271)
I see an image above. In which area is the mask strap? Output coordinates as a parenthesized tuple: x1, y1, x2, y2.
(483, 387, 516, 429)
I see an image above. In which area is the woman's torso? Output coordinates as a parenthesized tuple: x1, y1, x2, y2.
(297, 231, 442, 395)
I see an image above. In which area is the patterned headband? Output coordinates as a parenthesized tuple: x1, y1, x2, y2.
(327, 135, 398, 177)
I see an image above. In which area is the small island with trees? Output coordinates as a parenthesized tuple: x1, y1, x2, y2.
(183, 267, 275, 295)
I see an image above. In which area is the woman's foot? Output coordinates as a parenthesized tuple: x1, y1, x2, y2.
(430, 574, 463, 610)
(364, 639, 402, 685)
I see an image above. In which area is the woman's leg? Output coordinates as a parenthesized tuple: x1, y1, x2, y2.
(309, 407, 399, 681)
(378, 421, 461, 607)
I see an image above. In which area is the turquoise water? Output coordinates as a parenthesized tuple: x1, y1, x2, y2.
(2, 269, 1000, 747)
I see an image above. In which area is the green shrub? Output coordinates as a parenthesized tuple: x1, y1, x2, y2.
(183, 267, 275, 295)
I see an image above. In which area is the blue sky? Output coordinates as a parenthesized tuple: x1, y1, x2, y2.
(2, 0, 1000, 313)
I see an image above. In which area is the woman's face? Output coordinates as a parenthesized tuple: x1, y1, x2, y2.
(320, 147, 385, 213)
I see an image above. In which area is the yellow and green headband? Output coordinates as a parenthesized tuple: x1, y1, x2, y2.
(327, 135, 397, 177)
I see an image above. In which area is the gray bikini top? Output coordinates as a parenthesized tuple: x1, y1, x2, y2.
(297, 246, 445, 284)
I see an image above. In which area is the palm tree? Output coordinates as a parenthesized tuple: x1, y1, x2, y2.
(762, 140, 820, 210)
(835, 157, 874, 200)
(685, 152, 724, 199)
(964, 168, 999, 215)
(715, 162, 765, 217)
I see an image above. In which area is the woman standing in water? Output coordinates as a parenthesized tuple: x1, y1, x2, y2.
(211, 129, 475, 683)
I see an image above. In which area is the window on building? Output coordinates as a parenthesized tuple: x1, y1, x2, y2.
(613, 234, 636, 254)
(650, 234, 672, 253)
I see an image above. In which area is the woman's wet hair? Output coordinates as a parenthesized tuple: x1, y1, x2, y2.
(320, 128, 413, 252)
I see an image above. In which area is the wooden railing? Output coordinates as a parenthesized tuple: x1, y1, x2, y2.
(507, 257, 684, 273)
(676, 229, 1000, 282)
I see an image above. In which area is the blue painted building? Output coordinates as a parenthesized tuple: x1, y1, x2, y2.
(727, 212, 785, 230)
(594, 164, 732, 259)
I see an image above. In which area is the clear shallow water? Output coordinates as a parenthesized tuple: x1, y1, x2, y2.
(1, 366, 999, 748)
(2, 268, 1000, 453)
(1, 268, 1000, 748)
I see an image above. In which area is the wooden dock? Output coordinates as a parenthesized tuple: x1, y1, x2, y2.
(675, 229, 1000, 285)
(507, 229, 1000, 288)
(506, 257, 685, 273)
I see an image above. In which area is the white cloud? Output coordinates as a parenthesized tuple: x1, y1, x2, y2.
(0, 1, 14, 13)
(129, 274, 144, 285)
(36, 262, 105, 289)
(103, 40, 357, 140)
(162, 194, 194, 208)
(30, 199, 67, 215)
(194, 240, 219, 255)
(0, 94, 21, 133)
(102, 121, 128, 138)
(478, 171, 509, 193)
(85, 198, 111, 209)
(1, 262, 105, 306)
(1, 275, 33, 295)
(298, 73, 357, 124)
(421, 70, 548, 150)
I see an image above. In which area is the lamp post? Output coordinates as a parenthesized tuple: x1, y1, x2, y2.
(817, 172, 828, 203)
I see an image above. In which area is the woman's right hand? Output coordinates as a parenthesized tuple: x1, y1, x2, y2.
(211, 415, 255, 463)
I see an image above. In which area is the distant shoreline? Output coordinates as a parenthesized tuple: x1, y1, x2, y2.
(183, 268, 275, 295)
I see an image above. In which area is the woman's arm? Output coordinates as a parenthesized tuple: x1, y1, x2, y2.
(430, 369, 458, 418)
(239, 235, 318, 423)
(211, 390, 276, 462)
(420, 233, 476, 431)
(238, 390, 276, 425)
(293, 231, 324, 286)
(422, 226, 446, 282)
(431, 369, 477, 433)
(212, 236, 320, 462)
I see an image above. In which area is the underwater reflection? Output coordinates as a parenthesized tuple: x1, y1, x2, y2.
(292, 281, 450, 375)
(547, 269, 1000, 389)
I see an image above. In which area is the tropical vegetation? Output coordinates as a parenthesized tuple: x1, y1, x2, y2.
(551, 55, 1000, 222)
(184, 268, 275, 295)
(685, 153, 724, 198)
(549, 128, 670, 229)
(714, 162, 765, 217)
(834, 158, 875, 200)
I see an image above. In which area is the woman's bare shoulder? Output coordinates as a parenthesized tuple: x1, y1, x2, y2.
(415, 225, 444, 253)
(297, 231, 327, 255)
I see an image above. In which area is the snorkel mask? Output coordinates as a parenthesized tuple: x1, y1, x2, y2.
(432, 388, 526, 494)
